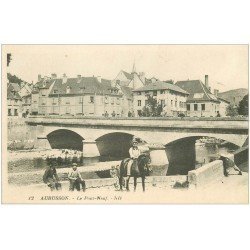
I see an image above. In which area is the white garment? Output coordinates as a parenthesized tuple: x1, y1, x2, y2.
(129, 147, 141, 159)
(127, 147, 141, 175)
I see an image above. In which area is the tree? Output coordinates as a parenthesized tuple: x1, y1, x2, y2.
(226, 104, 239, 117)
(238, 94, 248, 116)
(141, 95, 162, 117)
(7, 73, 25, 86)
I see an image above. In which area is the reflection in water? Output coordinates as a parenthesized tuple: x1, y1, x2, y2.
(8, 138, 240, 176)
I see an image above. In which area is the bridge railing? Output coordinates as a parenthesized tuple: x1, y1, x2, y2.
(27, 114, 249, 122)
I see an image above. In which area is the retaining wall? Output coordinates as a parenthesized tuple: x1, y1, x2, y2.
(188, 160, 224, 188)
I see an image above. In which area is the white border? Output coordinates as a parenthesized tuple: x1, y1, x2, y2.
(1, 1, 250, 250)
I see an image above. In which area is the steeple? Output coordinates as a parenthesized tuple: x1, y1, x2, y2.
(132, 61, 136, 73)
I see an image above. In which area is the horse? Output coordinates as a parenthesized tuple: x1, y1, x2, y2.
(118, 154, 151, 192)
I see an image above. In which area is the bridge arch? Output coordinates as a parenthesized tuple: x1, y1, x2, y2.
(47, 129, 84, 151)
(95, 132, 146, 161)
(165, 135, 239, 176)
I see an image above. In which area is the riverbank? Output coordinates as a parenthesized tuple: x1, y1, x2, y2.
(4, 173, 248, 204)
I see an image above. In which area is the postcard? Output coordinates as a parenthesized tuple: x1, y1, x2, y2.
(2, 45, 248, 204)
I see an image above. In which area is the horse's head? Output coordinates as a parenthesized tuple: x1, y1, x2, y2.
(138, 153, 151, 175)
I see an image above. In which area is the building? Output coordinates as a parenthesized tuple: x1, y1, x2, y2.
(7, 83, 22, 117)
(31, 74, 128, 117)
(133, 80, 189, 117)
(218, 97, 230, 117)
(175, 75, 222, 117)
(113, 64, 145, 89)
(19, 82, 33, 117)
(218, 88, 248, 107)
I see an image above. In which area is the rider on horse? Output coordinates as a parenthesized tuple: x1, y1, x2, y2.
(127, 138, 141, 176)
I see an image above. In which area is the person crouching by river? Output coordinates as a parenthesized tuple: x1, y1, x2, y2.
(68, 163, 86, 191)
(43, 161, 61, 191)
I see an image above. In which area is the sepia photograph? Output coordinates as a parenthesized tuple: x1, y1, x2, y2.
(1, 44, 249, 204)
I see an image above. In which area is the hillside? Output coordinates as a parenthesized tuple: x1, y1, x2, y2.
(218, 88, 248, 106)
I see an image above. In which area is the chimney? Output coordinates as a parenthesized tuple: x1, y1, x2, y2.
(205, 75, 209, 88)
(38, 74, 42, 81)
(97, 76, 101, 83)
(62, 73, 67, 84)
(139, 72, 145, 84)
(51, 73, 57, 79)
(77, 74, 81, 83)
(214, 89, 219, 97)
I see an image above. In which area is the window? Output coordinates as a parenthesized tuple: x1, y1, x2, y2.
(8, 109, 11, 116)
(111, 97, 114, 105)
(104, 96, 109, 104)
(14, 109, 18, 116)
(187, 104, 190, 111)
(201, 104, 205, 111)
(153, 91, 157, 96)
(66, 86, 70, 94)
(171, 100, 173, 106)
(65, 101, 70, 105)
(89, 96, 94, 103)
(65, 107, 71, 114)
(175, 101, 177, 107)
(52, 98, 57, 105)
(33, 100, 37, 103)
(53, 90, 58, 94)
(138, 100, 141, 106)
(194, 104, 198, 111)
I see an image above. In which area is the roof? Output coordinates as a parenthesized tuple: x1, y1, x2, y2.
(9, 82, 21, 92)
(175, 80, 220, 103)
(218, 97, 230, 104)
(122, 70, 133, 80)
(133, 80, 189, 95)
(34, 78, 55, 89)
(7, 83, 21, 100)
(48, 77, 121, 96)
(120, 86, 133, 99)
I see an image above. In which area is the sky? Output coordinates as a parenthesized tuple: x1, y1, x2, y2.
(4, 45, 248, 92)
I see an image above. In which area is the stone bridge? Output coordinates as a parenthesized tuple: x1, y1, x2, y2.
(26, 116, 248, 168)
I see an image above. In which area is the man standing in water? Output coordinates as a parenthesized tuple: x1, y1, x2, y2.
(43, 161, 61, 191)
(68, 163, 86, 191)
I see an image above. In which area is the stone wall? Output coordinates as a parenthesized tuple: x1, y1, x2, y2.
(8, 119, 37, 150)
(188, 160, 224, 188)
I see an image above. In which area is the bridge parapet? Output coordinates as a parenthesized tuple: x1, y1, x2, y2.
(26, 116, 248, 132)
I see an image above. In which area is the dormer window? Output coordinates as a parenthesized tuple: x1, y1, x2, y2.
(53, 90, 58, 94)
(66, 86, 70, 94)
